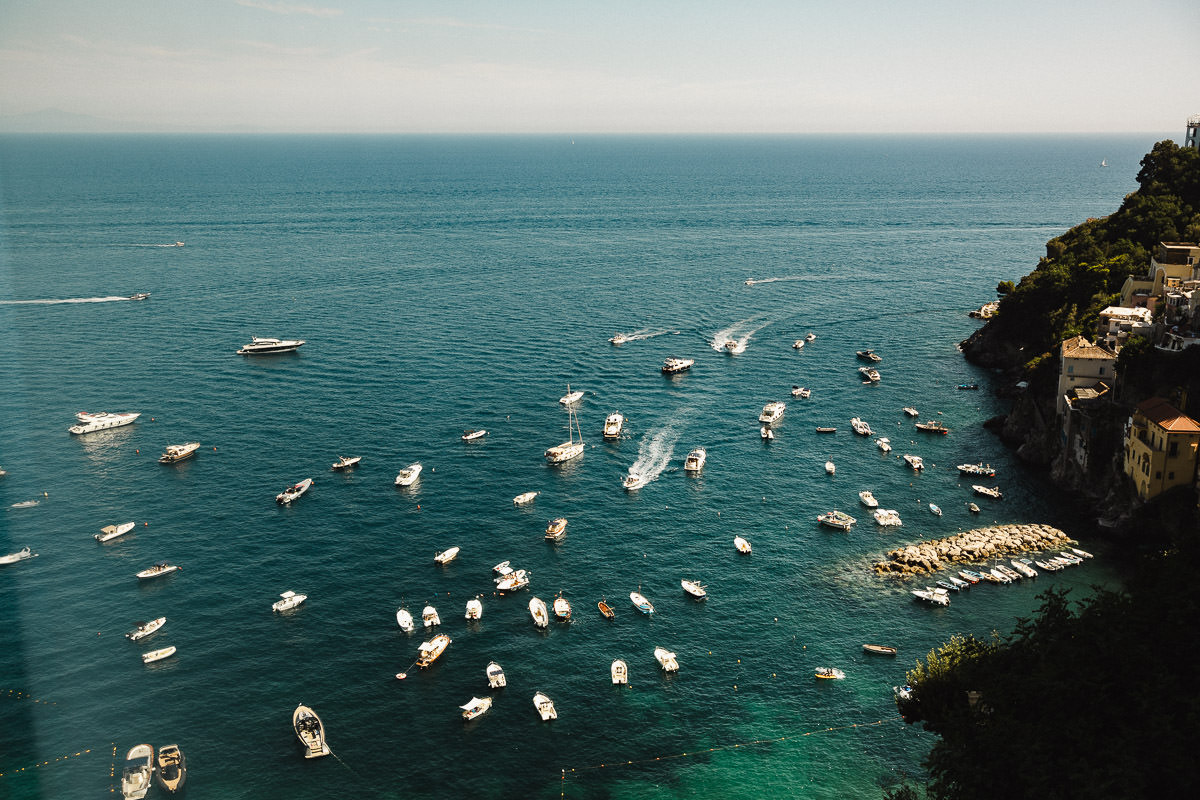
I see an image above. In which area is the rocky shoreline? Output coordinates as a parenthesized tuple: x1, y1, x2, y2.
(873, 523, 1074, 576)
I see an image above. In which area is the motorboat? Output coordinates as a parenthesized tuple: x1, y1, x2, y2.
(603, 412, 625, 439)
(142, 646, 176, 664)
(136, 562, 180, 580)
(681, 578, 707, 599)
(817, 510, 855, 530)
(850, 417, 873, 436)
(156, 744, 186, 794)
(609, 333, 629, 345)
(816, 425, 836, 432)
(422, 605, 441, 627)
(684, 447, 707, 472)
(395, 463, 422, 486)
(462, 429, 488, 441)
(623, 472, 642, 491)
(814, 667, 845, 680)
(825, 460, 836, 475)
(996, 564, 1023, 581)
(903, 454, 924, 470)
(559, 384, 584, 405)
(1058, 551, 1084, 565)
(661, 357, 694, 374)
(128, 292, 151, 301)
(465, 597, 483, 620)
(760, 426, 774, 440)
(159, 442, 200, 464)
(792, 339, 805, 349)
(611, 659, 628, 684)
(434, 546, 460, 564)
(863, 644, 898, 656)
(929, 503, 942, 516)
(545, 517, 568, 541)
(486, 661, 507, 688)
(948, 575, 970, 590)
(937, 580, 962, 593)
(10, 500, 39, 508)
(734, 536, 752, 554)
(513, 491, 539, 505)
(237, 336, 305, 355)
(858, 366, 881, 383)
(396, 607, 414, 632)
(529, 596, 549, 628)
(1010, 559, 1038, 578)
(988, 567, 1012, 584)
(873, 508, 902, 526)
(69, 411, 140, 435)
(856, 349, 882, 362)
(902, 407, 919, 417)
(957, 383, 979, 390)
(125, 617, 166, 640)
(791, 386, 811, 398)
(533, 692, 557, 721)
(957, 462, 995, 477)
(958, 570, 983, 584)
(460, 697, 493, 721)
(723, 339, 740, 352)
(417, 634, 451, 667)
(912, 587, 950, 606)
(915, 420, 950, 434)
(545, 404, 585, 463)
(97, 521, 136, 542)
(121, 744, 155, 799)
(654, 647, 679, 672)
(598, 598, 615, 618)
(876, 437, 892, 452)
(553, 594, 572, 620)
(1072, 547, 1094, 559)
(805, 333, 816, 342)
(859, 490, 879, 508)
(497, 569, 530, 592)
(968, 502, 981, 513)
(276, 478, 313, 505)
(292, 704, 331, 758)
(330, 455, 361, 470)
(972, 485, 1002, 499)
(758, 401, 786, 424)
(1034, 559, 1061, 572)
(272, 590, 307, 612)
(492, 560, 513, 576)
(630, 591, 654, 614)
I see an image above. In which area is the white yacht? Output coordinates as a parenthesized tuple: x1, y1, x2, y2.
(825, 460, 836, 475)
(292, 704, 331, 758)
(486, 661, 507, 688)
(422, 605, 441, 627)
(512, 491, 539, 505)
(121, 744, 155, 799)
(859, 490, 879, 508)
(69, 411, 140, 435)
(496, 569, 530, 592)
(125, 617, 166, 640)
(876, 437, 892, 453)
(396, 607, 414, 632)
(903, 454, 924, 470)
(654, 647, 679, 673)
(553, 594, 572, 620)
(128, 292, 151, 301)
(96, 521, 136, 542)
(873, 509, 903, 527)
(973, 485, 1003, 499)
(817, 510, 856, 530)
(461, 429, 488, 441)
(136, 562, 180, 580)
(276, 478, 312, 505)
(0, 546, 36, 564)
(159, 442, 200, 464)
(681, 578, 707, 599)
(858, 366, 881, 383)
(759, 401, 786, 424)
(237, 336, 305, 355)
(434, 546, 460, 564)
(529, 596, 549, 628)
(492, 560, 512, 576)
(622, 472, 642, 491)
(734, 536, 752, 553)
(760, 426, 774, 440)
(417, 634, 451, 668)
(684, 447, 707, 472)
(545, 404, 585, 464)
(142, 646, 176, 664)
(603, 412, 625, 439)
(545, 517, 568, 541)
(912, 587, 951, 606)
(851, 417, 873, 436)
(661, 357, 694, 374)
(330, 455, 361, 470)
(395, 463, 422, 486)
(611, 659, 629, 685)
(559, 384, 584, 405)
(460, 697, 493, 721)
(465, 597, 483, 620)
(903, 407, 919, 417)
(272, 590, 307, 612)
(791, 386, 811, 398)
(533, 692, 557, 721)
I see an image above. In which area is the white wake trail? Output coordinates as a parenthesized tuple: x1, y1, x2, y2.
(710, 315, 774, 352)
(743, 275, 814, 286)
(625, 424, 682, 490)
(0, 296, 131, 305)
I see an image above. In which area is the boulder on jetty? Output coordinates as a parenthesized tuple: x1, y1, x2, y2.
(873, 524, 1073, 576)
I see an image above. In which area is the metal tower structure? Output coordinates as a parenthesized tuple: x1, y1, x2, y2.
(1186, 114, 1200, 151)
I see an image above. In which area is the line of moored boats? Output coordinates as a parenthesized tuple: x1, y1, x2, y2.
(912, 548, 1094, 606)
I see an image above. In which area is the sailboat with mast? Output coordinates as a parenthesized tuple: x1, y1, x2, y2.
(545, 393, 585, 464)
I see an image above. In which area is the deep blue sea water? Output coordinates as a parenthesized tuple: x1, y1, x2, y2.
(0, 134, 1156, 798)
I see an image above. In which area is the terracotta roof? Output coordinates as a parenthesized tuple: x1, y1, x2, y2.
(1136, 397, 1200, 434)
(1061, 336, 1116, 360)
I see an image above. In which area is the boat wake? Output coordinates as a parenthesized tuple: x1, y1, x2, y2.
(743, 275, 813, 286)
(0, 296, 133, 305)
(625, 424, 682, 490)
(616, 328, 679, 343)
(120, 242, 185, 248)
(710, 315, 773, 353)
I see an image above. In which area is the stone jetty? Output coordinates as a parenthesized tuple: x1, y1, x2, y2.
(873, 523, 1073, 576)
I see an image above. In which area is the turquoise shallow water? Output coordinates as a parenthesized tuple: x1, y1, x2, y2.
(0, 134, 1148, 798)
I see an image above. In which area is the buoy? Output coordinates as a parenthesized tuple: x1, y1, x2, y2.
(144, 522, 148, 526)
(396, 672, 406, 680)
(135, 449, 139, 453)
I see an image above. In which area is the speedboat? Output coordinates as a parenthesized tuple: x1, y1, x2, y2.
(513, 491, 539, 505)
(912, 587, 951, 606)
(862, 644, 898, 656)
(859, 490, 879, 508)
(630, 591, 654, 614)
(723, 339, 740, 352)
(96, 521, 136, 542)
(968, 502, 981, 513)
(791, 386, 811, 398)
(462, 429, 488, 441)
(553, 594, 572, 620)
(915, 420, 950, 434)
(760, 426, 774, 440)
(856, 349, 883, 362)
(434, 546, 460, 564)
(957, 462, 995, 476)
(559, 384, 584, 405)
(396, 607, 414, 631)
(598, 598, 615, 618)
(876, 437, 892, 452)
(858, 366, 881, 383)
(622, 472, 642, 491)
(422, 605, 441, 627)
(128, 292, 151, 301)
(125, 617, 166, 640)
(815, 667, 845, 680)
(903, 454, 924, 470)
(792, 339, 805, 349)
(988, 567, 1012, 584)
(545, 517, 568, 541)
(545, 405, 585, 463)
(159, 442, 200, 464)
(292, 704, 331, 758)
(661, 357, 694, 373)
(136, 562, 180, 580)
(395, 463, 422, 486)
(486, 661, 507, 688)
(957, 570, 983, 584)
(817, 510, 855, 530)
(10, 500, 39, 508)
(156, 744, 186, 794)
(1011, 559, 1038, 578)
(611, 659, 628, 684)
(276, 478, 313, 504)
(1058, 551, 1084, 565)
(609, 333, 629, 345)
(734, 536, 752, 554)
(272, 590, 307, 612)
(825, 460, 836, 475)
(529, 597, 549, 628)
(460, 697, 493, 721)
(492, 560, 512, 576)
(1072, 547, 1094, 559)
(805, 333, 816, 342)
(996, 564, 1023, 581)
(533, 692, 557, 721)
(684, 447, 707, 472)
(330, 455, 361, 470)
(902, 407, 919, 417)
(929, 503, 942, 516)
(465, 597, 483, 620)
(654, 647, 679, 672)
(681, 578, 707, 599)
(937, 579, 963, 593)
(416, 634, 451, 667)
(69, 411, 140, 435)
(873, 509, 902, 527)
(759, 401, 786, 424)
(957, 383, 979, 390)
(497, 569, 530, 592)
(237, 336, 305, 355)
(603, 412, 625, 439)
(121, 744, 155, 799)
(142, 646, 176, 664)
(851, 417, 873, 436)
(973, 485, 1002, 499)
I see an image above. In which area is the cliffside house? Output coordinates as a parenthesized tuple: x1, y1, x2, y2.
(1057, 336, 1117, 415)
(1097, 306, 1154, 350)
(1123, 397, 1200, 501)
(1118, 241, 1200, 310)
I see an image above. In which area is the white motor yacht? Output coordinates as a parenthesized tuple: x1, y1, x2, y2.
(609, 333, 629, 345)
(973, 485, 1003, 499)
(873, 509, 903, 527)
(825, 460, 836, 475)
(331, 455, 362, 470)
(791, 386, 811, 398)
(129, 292, 151, 301)
(792, 339, 805, 349)
(661, 357, 694, 373)
(851, 417, 873, 436)
(734, 536, 752, 553)
(859, 490, 879, 508)
(817, 510, 856, 530)
(292, 704, 331, 758)
(121, 744, 155, 799)
(272, 590, 307, 612)
(156, 743, 186, 794)
(460, 697, 493, 721)
(512, 491, 539, 505)
(125, 617, 166, 640)
(237, 336, 305, 355)
(760, 426, 774, 440)
(603, 412, 625, 439)
(417, 634, 451, 668)
(434, 546, 460, 564)
(876, 437, 892, 453)
(858, 366, 881, 383)
(465, 597, 483, 620)
(545, 405, 585, 464)
(559, 384, 584, 405)
(69, 411, 140, 435)
(681, 578, 707, 599)
(396, 607, 414, 632)
(276, 478, 313, 505)
(759, 401, 786, 424)
(654, 647, 679, 673)
(486, 661, 507, 688)
(903, 407, 919, 417)
(622, 472, 642, 491)
(395, 463, 422, 486)
(529, 596, 549, 628)
(903, 454, 924, 470)
(553, 594, 572, 620)
(611, 659, 629, 685)
(684, 447, 707, 472)
(912, 587, 951, 606)
(96, 521, 136, 542)
(497, 569, 530, 592)
(533, 692, 557, 721)
(142, 646, 176, 664)
(159, 442, 201, 464)
(492, 560, 512, 576)
(136, 562, 180, 580)
(422, 605, 441, 627)
(461, 429, 488, 441)
(545, 517, 568, 541)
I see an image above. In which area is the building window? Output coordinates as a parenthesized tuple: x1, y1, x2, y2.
(1168, 472, 1175, 480)
(1168, 441, 1178, 457)
(1067, 365, 1074, 374)
(1155, 471, 1162, 479)
(1099, 367, 1105, 375)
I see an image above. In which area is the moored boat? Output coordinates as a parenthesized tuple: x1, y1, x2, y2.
(159, 442, 201, 464)
(815, 426, 836, 433)
(903, 454, 924, 470)
(957, 463, 996, 477)
(276, 478, 313, 505)
(759, 401, 786, 424)
(912, 587, 950, 606)
(734, 536, 752, 553)
(654, 647, 679, 672)
(863, 644, 898, 656)
(791, 386, 811, 398)
(136, 562, 180, 580)
(902, 407, 919, 417)
(805, 333, 816, 342)
(988, 567, 1012, 584)
(968, 502, 981, 513)
(958, 570, 983, 584)
(972, 485, 1002, 499)
(545, 517, 568, 541)
(681, 578, 707, 599)
(817, 510, 855, 530)
(434, 546, 460, 564)
(142, 645, 176, 664)
(856, 349, 882, 362)
(417, 633, 451, 667)
(851, 417, 873, 436)
(929, 503, 942, 516)
(97, 521, 136, 542)
(69, 411, 140, 435)
(661, 357, 694, 374)
(683, 447, 707, 472)
(825, 460, 836, 475)
(545, 404, 585, 463)
(396, 607, 414, 631)
(876, 437, 892, 452)
(815, 667, 845, 679)
(1010, 559, 1038, 578)
(237, 336, 305, 355)
(462, 429, 488, 441)
(529, 596, 549, 628)
(272, 590, 307, 612)
(395, 462, 422, 486)
(598, 598, 615, 618)
(611, 659, 628, 684)
(497, 569, 530, 592)
(603, 412, 625, 439)
(330, 455, 361, 470)
(292, 704, 331, 758)
(126, 617, 166, 640)
(553, 594, 571, 620)
(422, 605, 441, 627)
(460, 697, 493, 721)
(533, 692, 557, 721)
(792, 339, 805, 349)
(858, 366, 881, 383)
(465, 597, 483, 620)
(121, 744, 155, 799)
(761, 426, 774, 440)
(486, 661, 507, 688)
(630, 591, 654, 614)
(1071, 547, 1094, 559)
(156, 744, 186, 794)
(513, 491, 539, 505)
(559, 384, 584, 405)
(915, 420, 949, 434)
(859, 490, 879, 508)
(957, 383, 979, 390)
(873, 508, 902, 526)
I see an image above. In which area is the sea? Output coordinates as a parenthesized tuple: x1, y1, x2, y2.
(0, 133, 1156, 799)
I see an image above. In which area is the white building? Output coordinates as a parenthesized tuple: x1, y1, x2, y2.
(1097, 306, 1154, 350)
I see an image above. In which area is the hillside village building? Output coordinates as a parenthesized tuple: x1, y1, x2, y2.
(1123, 397, 1200, 501)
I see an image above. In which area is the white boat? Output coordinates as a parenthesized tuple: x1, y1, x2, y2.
(734, 536, 752, 553)
(859, 490, 879, 508)
(957, 463, 996, 477)
(791, 386, 811, 398)
(486, 661, 507, 688)
(559, 384, 584, 405)
(902, 407, 919, 417)
(603, 412, 625, 439)
(396, 607, 414, 632)
(434, 546, 460, 564)
(805, 333, 816, 342)
(492, 560, 512, 575)
(972, 485, 1003, 499)
(1072, 547, 1094, 559)
(792, 339, 805, 349)
(395, 462, 422, 486)
(276, 477, 313, 504)
(10, 500, 39, 508)
(461, 429, 488, 441)
(128, 292, 151, 301)
(125, 617, 166, 640)
(850, 417, 873, 436)
(136, 562, 180, 580)
(497, 569, 529, 592)
(912, 587, 950, 606)
(272, 590, 307, 612)
(609, 333, 629, 345)
(465, 597, 483, 620)
(654, 647, 679, 672)
(661, 357, 694, 373)
(968, 502, 981, 513)
(533, 692, 557, 721)
(856, 349, 882, 362)
(553, 594, 572, 620)
(817, 510, 855, 530)
(759, 401, 786, 424)
(681, 578, 707, 599)
(156, 743, 186, 794)
(69, 411, 140, 435)
(929, 503, 942, 516)
(545, 404, 585, 464)
(630, 591, 654, 614)
(0, 545, 37, 564)
(142, 645, 176, 664)
(545, 517, 568, 541)
(858, 366, 881, 383)
(623, 472, 642, 491)
(873, 509, 903, 526)
(121, 743, 155, 799)
(611, 659, 628, 685)
(876, 437, 892, 453)
(331, 455, 361, 470)
(417, 633, 451, 667)
(512, 491, 539, 505)
(460, 696, 493, 721)
(903, 454, 924, 470)
(529, 596, 549, 628)
(422, 605, 441, 627)
(292, 704, 331, 758)
(760, 426, 774, 440)
(237, 336, 305, 355)
(159, 442, 200, 464)
(684, 447, 707, 472)
(723, 339, 740, 352)
(825, 460, 836, 475)
(96, 521, 137, 542)
(1011, 559, 1038, 578)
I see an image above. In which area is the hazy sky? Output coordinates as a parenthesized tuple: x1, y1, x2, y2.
(1, 0, 1197, 133)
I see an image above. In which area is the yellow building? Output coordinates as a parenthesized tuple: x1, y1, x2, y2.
(1123, 397, 1200, 501)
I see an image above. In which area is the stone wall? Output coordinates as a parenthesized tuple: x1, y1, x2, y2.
(873, 523, 1074, 576)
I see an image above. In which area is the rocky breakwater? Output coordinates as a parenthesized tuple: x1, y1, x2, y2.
(873, 524, 1073, 577)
